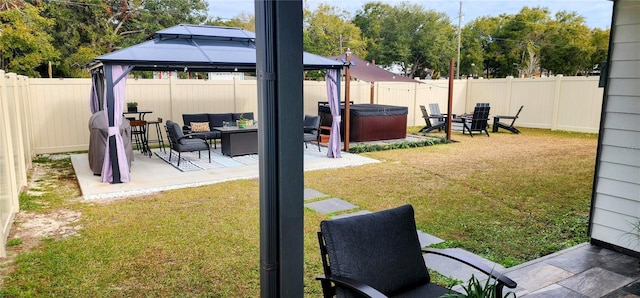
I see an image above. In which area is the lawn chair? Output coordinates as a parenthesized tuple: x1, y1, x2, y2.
(316, 204, 517, 297)
(459, 105, 491, 137)
(303, 114, 321, 151)
(165, 120, 211, 166)
(419, 104, 446, 133)
(493, 105, 523, 134)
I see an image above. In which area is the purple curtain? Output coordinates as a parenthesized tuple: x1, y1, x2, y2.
(325, 69, 342, 158)
(90, 70, 104, 114)
(101, 65, 130, 182)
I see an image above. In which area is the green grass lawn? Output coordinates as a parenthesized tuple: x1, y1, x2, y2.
(0, 128, 598, 297)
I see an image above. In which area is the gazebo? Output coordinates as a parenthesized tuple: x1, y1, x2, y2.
(88, 24, 344, 183)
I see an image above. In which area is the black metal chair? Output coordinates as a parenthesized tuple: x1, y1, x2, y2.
(493, 105, 524, 134)
(458, 105, 491, 137)
(165, 120, 210, 166)
(316, 204, 516, 298)
(304, 114, 321, 152)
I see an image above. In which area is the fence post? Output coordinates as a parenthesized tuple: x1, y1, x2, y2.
(0, 70, 19, 258)
(506, 76, 514, 114)
(551, 75, 563, 130)
(6, 73, 28, 191)
(169, 75, 177, 122)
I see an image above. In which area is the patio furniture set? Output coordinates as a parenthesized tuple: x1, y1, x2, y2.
(419, 103, 524, 137)
(161, 112, 323, 166)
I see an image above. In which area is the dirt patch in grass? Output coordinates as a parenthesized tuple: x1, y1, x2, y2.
(0, 156, 83, 286)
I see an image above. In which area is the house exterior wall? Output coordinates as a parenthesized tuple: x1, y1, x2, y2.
(590, 0, 640, 254)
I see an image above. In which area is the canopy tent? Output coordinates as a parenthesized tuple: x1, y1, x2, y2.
(89, 24, 344, 184)
(329, 54, 420, 104)
(90, 24, 343, 72)
(329, 54, 419, 84)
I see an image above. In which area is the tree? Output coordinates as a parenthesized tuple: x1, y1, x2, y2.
(303, 4, 366, 57)
(539, 11, 593, 76)
(0, 2, 59, 77)
(207, 13, 255, 31)
(588, 28, 609, 75)
(32, 0, 208, 78)
(354, 2, 456, 78)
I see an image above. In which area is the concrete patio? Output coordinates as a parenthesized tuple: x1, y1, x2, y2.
(70, 144, 379, 200)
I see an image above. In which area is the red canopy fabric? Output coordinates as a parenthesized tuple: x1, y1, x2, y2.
(329, 55, 419, 83)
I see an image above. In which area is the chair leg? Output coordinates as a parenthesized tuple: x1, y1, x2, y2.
(177, 151, 181, 166)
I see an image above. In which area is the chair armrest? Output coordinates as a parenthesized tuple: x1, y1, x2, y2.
(316, 274, 387, 298)
(422, 248, 517, 289)
(304, 125, 318, 132)
(494, 115, 517, 119)
(177, 132, 209, 142)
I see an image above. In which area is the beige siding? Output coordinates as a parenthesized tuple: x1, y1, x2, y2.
(591, 0, 640, 253)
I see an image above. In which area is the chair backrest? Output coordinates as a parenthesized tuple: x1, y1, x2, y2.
(303, 115, 320, 135)
(428, 103, 444, 125)
(476, 102, 490, 108)
(319, 205, 430, 297)
(469, 106, 490, 130)
(509, 105, 524, 126)
(419, 105, 429, 118)
(165, 120, 184, 146)
(428, 103, 441, 116)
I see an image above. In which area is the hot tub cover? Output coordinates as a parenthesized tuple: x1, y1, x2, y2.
(319, 104, 408, 117)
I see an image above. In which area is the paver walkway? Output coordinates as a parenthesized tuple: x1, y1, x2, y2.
(304, 188, 640, 297)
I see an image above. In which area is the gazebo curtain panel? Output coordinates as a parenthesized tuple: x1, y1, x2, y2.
(325, 69, 342, 158)
(98, 65, 130, 183)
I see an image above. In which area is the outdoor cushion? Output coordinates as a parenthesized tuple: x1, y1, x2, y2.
(182, 113, 209, 126)
(190, 122, 210, 132)
(320, 205, 429, 297)
(208, 113, 233, 127)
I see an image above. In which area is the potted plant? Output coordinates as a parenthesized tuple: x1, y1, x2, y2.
(236, 114, 250, 128)
(441, 274, 516, 298)
(127, 102, 138, 113)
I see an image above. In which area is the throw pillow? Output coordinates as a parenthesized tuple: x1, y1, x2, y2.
(191, 122, 210, 132)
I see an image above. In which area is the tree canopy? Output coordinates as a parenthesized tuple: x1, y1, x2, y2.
(0, 1, 609, 79)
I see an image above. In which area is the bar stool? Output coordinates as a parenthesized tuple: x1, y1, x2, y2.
(129, 120, 150, 156)
(146, 117, 166, 153)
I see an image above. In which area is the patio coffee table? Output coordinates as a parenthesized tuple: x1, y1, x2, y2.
(212, 126, 258, 157)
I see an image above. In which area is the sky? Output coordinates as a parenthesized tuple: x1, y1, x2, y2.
(207, 0, 614, 29)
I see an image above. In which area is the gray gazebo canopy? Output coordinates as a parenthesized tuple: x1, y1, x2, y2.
(89, 23, 343, 184)
(90, 24, 343, 72)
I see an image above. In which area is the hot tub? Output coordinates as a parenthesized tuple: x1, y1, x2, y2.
(318, 103, 408, 142)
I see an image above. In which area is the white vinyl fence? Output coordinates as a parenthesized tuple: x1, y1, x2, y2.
(0, 73, 603, 256)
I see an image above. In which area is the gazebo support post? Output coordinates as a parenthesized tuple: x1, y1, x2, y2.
(255, 0, 304, 297)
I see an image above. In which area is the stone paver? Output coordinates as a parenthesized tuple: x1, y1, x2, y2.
(305, 198, 358, 214)
(417, 230, 444, 247)
(424, 248, 506, 284)
(304, 188, 328, 201)
(559, 267, 634, 298)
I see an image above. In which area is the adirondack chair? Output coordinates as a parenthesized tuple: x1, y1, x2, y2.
(493, 105, 524, 134)
(460, 105, 491, 137)
(418, 104, 447, 133)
